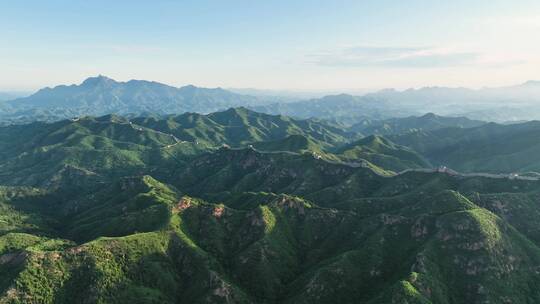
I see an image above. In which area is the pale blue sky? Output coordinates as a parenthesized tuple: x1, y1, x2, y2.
(1, 0, 540, 91)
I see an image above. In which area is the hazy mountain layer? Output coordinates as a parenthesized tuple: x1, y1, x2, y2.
(250, 94, 416, 121)
(252, 81, 540, 123)
(0, 76, 270, 122)
(4, 77, 540, 125)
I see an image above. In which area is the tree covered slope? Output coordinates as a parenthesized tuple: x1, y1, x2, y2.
(132, 107, 354, 149)
(2, 109, 540, 303)
(351, 113, 485, 135)
(1, 150, 540, 303)
(333, 135, 431, 173)
(391, 121, 540, 173)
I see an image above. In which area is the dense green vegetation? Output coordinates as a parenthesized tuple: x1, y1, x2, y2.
(132, 107, 354, 149)
(350, 113, 485, 135)
(333, 135, 431, 172)
(2, 108, 540, 303)
(391, 121, 540, 173)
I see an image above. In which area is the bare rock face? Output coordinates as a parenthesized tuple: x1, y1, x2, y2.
(173, 196, 192, 213)
(213, 206, 225, 218)
(272, 195, 308, 215)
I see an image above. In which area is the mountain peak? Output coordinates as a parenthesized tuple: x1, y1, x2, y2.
(218, 107, 250, 115)
(179, 84, 198, 92)
(421, 112, 438, 119)
(81, 75, 117, 87)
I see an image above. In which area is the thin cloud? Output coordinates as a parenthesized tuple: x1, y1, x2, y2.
(308, 46, 521, 68)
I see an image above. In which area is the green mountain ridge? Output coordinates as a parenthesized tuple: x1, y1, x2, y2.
(2, 108, 540, 302)
(351, 113, 486, 135)
(334, 135, 431, 173)
(390, 121, 540, 173)
(250, 134, 323, 154)
(132, 107, 354, 150)
(0, 115, 200, 187)
(2, 154, 540, 302)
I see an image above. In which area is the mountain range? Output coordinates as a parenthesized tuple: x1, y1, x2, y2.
(390, 120, 540, 173)
(3, 76, 540, 303)
(2, 108, 540, 302)
(253, 81, 540, 122)
(0, 76, 270, 123)
(3, 76, 540, 125)
(350, 112, 486, 135)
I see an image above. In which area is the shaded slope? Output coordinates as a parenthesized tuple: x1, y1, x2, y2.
(251, 134, 323, 154)
(0, 115, 207, 187)
(391, 121, 540, 173)
(4, 181, 540, 303)
(334, 135, 431, 172)
(351, 113, 485, 135)
(2, 109, 540, 303)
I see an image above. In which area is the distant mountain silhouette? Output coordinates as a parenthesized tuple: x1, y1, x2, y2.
(2, 75, 269, 119)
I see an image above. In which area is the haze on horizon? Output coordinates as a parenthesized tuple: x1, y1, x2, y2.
(1, 0, 540, 92)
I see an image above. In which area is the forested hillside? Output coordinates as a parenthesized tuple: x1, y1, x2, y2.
(1, 108, 540, 303)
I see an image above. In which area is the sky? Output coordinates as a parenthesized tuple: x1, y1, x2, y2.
(1, 0, 540, 92)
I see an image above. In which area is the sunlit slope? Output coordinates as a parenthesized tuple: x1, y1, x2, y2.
(2, 175, 540, 303)
(132, 107, 354, 149)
